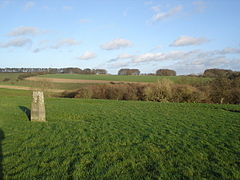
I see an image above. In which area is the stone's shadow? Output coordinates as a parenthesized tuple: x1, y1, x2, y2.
(19, 106, 31, 121)
(0, 129, 5, 179)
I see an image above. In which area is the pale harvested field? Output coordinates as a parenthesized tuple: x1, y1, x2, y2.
(0, 85, 64, 93)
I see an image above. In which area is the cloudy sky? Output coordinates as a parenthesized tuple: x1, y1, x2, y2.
(0, 0, 240, 74)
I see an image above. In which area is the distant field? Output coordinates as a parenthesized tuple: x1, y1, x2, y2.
(41, 74, 212, 84)
(0, 95, 239, 179)
(0, 73, 212, 95)
(0, 73, 22, 81)
(0, 73, 97, 91)
(0, 88, 31, 97)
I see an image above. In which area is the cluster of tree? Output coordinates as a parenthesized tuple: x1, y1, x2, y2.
(203, 68, 234, 77)
(156, 69, 176, 76)
(0, 68, 51, 73)
(118, 69, 140, 75)
(0, 68, 107, 74)
(117, 69, 177, 76)
(1, 67, 238, 77)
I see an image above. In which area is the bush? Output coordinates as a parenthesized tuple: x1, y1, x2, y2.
(61, 90, 79, 98)
(209, 77, 240, 104)
(3, 78, 10, 82)
(17, 72, 47, 80)
(144, 79, 174, 102)
(172, 84, 205, 103)
(61, 77, 240, 104)
(75, 88, 93, 99)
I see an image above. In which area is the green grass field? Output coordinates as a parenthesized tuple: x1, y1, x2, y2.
(41, 74, 212, 85)
(0, 73, 98, 91)
(0, 73, 22, 81)
(0, 94, 239, 179)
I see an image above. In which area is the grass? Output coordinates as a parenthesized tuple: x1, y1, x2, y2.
(0, 95, 239, 179)
(0, 80, 97, 90)
(0, 88, 31, 97)
(0, 73, 22, 81)
(0, 73, 98, 90)
(41, 74, 212, 85)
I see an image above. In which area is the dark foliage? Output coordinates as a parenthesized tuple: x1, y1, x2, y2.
(203, 68, 233, 77)
(118, 69, 140, 75)
(156, 69, 176, 76)
(2, 78, 10, 82)
(62, 76, 240, 104)
(209, 77, 240, 104)
(17, 72, 47, 80)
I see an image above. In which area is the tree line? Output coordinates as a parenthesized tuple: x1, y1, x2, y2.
(0, 68, 107, 74)
(0, 67, 239, 78)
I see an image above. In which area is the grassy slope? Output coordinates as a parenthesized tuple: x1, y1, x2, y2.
(0, 73, 22, 81)
(0, 73, 96, 90)
(0, 95, 239, 179)
(41, 74, 212, 85)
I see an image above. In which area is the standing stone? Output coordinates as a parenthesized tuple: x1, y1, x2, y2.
(31, 91, 46, 122)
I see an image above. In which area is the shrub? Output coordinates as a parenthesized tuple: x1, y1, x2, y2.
(75, 88, 93, 99)
(209, 77, 240, 104)
(61, 90, 79, 98)
(61, 76, 239, 104)
(3, 78, 10, 82)
(172, 84, 205, 103)
(17, 72, 46, 80)
(144, 79, 174, 102)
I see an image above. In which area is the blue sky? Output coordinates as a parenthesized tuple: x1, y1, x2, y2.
(0, 0, 240, 74)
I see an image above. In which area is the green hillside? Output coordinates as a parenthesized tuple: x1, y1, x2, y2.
(41, 74, 211, 84)
(0, 95, 239, 179)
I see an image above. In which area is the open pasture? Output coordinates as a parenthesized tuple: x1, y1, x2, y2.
(0, 95, 239, 179)
(40, 74, 212, 85)
(0, 73, 97, 91)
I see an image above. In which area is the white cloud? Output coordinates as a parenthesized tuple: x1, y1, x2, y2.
(170, 36, 209, 47)
(77, 51, 96, 60)
(151, 5, 161, 12)
(33, 39, 80, 53)
(79, 19, 91, 23)
(193, 1, 207, 12)
(32, 40, 50, 53)
(218, 47, 240, 54)
(51, 38, 80, 49)
(152, 5, 183, 22)
(109, 61, 130, 68)
(63, 6, 73, 10)
(0, 38, 32, 48)
(132, 51, 195, 63)
(144, 1, 153, 5)
(168, 56, 239, 75)
(150, 45, 162, 52)
(24, 1, 35, 10)
(8, 26, 44, 36)
(117, 53, 134, 59)
(101, 38, 133, 50)
(33, 48, 44, 53)
(132, 48, 240, 63)
(130, 47, 240, 74)
(0, 0, 12, 8)
(107, 53, 134, 63)
(192, 56, 229, 66)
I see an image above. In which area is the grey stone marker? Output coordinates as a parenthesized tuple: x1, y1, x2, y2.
(31, 91, 46, 122)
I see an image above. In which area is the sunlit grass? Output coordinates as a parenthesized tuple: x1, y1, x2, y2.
(0, 95, 239, 179)
(41, 74, 212, 85)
